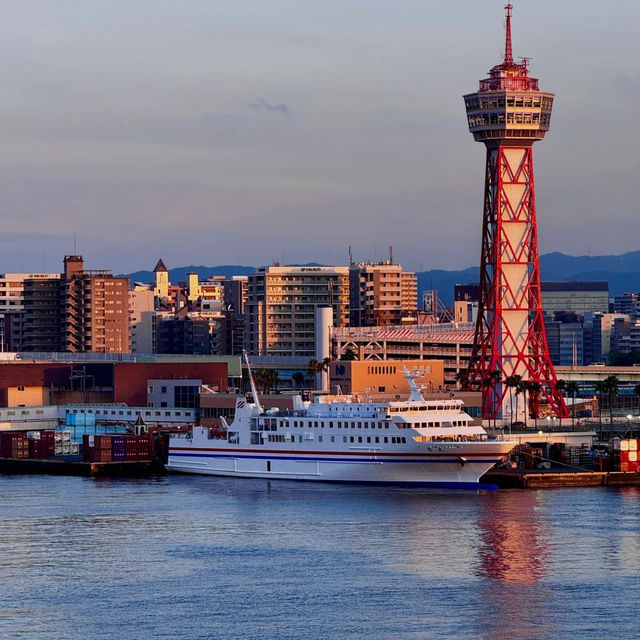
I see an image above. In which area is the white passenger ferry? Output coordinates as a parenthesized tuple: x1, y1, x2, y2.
(168, 363, 514, 489)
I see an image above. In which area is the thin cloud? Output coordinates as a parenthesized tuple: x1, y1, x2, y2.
(247, 98, 290, 115)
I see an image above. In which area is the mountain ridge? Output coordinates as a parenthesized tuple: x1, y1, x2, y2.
(120, 252, 640, 305)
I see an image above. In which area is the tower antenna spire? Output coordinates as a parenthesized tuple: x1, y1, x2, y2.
(504, 3, 514, 65)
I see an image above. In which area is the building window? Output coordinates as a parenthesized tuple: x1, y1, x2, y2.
(174, 385, 198, 409)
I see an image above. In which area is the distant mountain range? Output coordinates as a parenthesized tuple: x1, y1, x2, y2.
(121, 251, 640, 306)
(418, 251, 640, 305)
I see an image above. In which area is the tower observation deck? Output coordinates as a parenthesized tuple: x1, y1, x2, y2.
(462, 4, 568, 422)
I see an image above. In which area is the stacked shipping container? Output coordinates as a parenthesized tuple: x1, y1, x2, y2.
(611, 439, 639, 473)
(0, 432, 29, 458)
(82, 434, 154, 463)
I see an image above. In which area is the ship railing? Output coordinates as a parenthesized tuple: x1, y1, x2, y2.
(489, 434, 518, 442)
(170, 432, 192, 441)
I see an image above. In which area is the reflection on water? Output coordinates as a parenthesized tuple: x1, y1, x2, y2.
(477, 491, 548, 584)
(1, 475, 640, 640)
(476, 491, 555, 640)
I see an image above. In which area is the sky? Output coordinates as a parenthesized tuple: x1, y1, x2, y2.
(0, 0, 638, 274)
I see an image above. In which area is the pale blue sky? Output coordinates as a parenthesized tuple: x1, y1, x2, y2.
(0, 0, 638, 273)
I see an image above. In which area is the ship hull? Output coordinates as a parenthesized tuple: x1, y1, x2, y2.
(167, 444, 511, 488)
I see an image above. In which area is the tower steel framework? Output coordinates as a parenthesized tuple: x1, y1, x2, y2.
(462, 4, 568, 421)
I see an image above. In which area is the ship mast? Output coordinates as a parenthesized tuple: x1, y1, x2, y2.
(243, 350, 263, 413)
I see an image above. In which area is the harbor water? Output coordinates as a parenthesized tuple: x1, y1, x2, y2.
(1, 475, 639, 639)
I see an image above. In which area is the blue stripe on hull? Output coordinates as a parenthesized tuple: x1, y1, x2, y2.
(169, 451, 502, 464)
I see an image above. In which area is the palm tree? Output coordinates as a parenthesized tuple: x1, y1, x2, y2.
(594, 380, 607, 434)
(482, 369, 502, 428)
(455, 369, 468, 391)
(307, 359, 320, 378)
(603, 375, 620, 430)
(554, 379, 566, 428)
(308, 357, 331, 376)
(340, 347, 357, 361)
(307, 357, 332, 390)
(516, 380, 529, 428)
(269, 369, 280, 393)
(292, 371, 305, 390)
(254, 367, 270, 394)
(505, 374, 522, 427)
(565, 381, 579, 428)
(526, 381, 543, 429)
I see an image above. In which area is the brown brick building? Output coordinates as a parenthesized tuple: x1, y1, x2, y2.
(62, 256, 130, 353)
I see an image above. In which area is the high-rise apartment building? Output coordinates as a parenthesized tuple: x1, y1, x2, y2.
(246, 265, 349, 357)
(5, 257, 130, 353)
(62, 256, 130, 353)
(0, 273, 60, 351)
(18, 276, 64, 351)
(349, 262, 417, 326)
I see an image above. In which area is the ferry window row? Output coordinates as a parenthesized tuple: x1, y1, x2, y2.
(341, 436, 406, 444)
(396, 420, 466, 428)
(327, 435, 404, 444)
(287, 434, 407, 445)
(286, 420, 390, 429)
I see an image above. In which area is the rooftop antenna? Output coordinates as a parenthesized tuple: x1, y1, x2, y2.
(348, 246, 353, 266)
(73, 233, 77, 254)
(504, 3, 514, 65)
(389, 246, 393, 265)
(243, 350, 263, 413)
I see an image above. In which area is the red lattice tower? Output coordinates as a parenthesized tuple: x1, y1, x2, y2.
(462, 4, 568, 422)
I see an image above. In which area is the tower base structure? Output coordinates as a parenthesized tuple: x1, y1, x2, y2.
(466, 145, 568, 421)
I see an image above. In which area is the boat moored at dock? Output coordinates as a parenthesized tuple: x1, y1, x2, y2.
(168, 363, 514, 489)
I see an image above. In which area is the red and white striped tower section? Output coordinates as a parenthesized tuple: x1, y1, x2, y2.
(462, 4, 568, 422)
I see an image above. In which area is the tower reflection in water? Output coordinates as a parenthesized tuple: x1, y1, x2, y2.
(476, 490, 555, 639)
